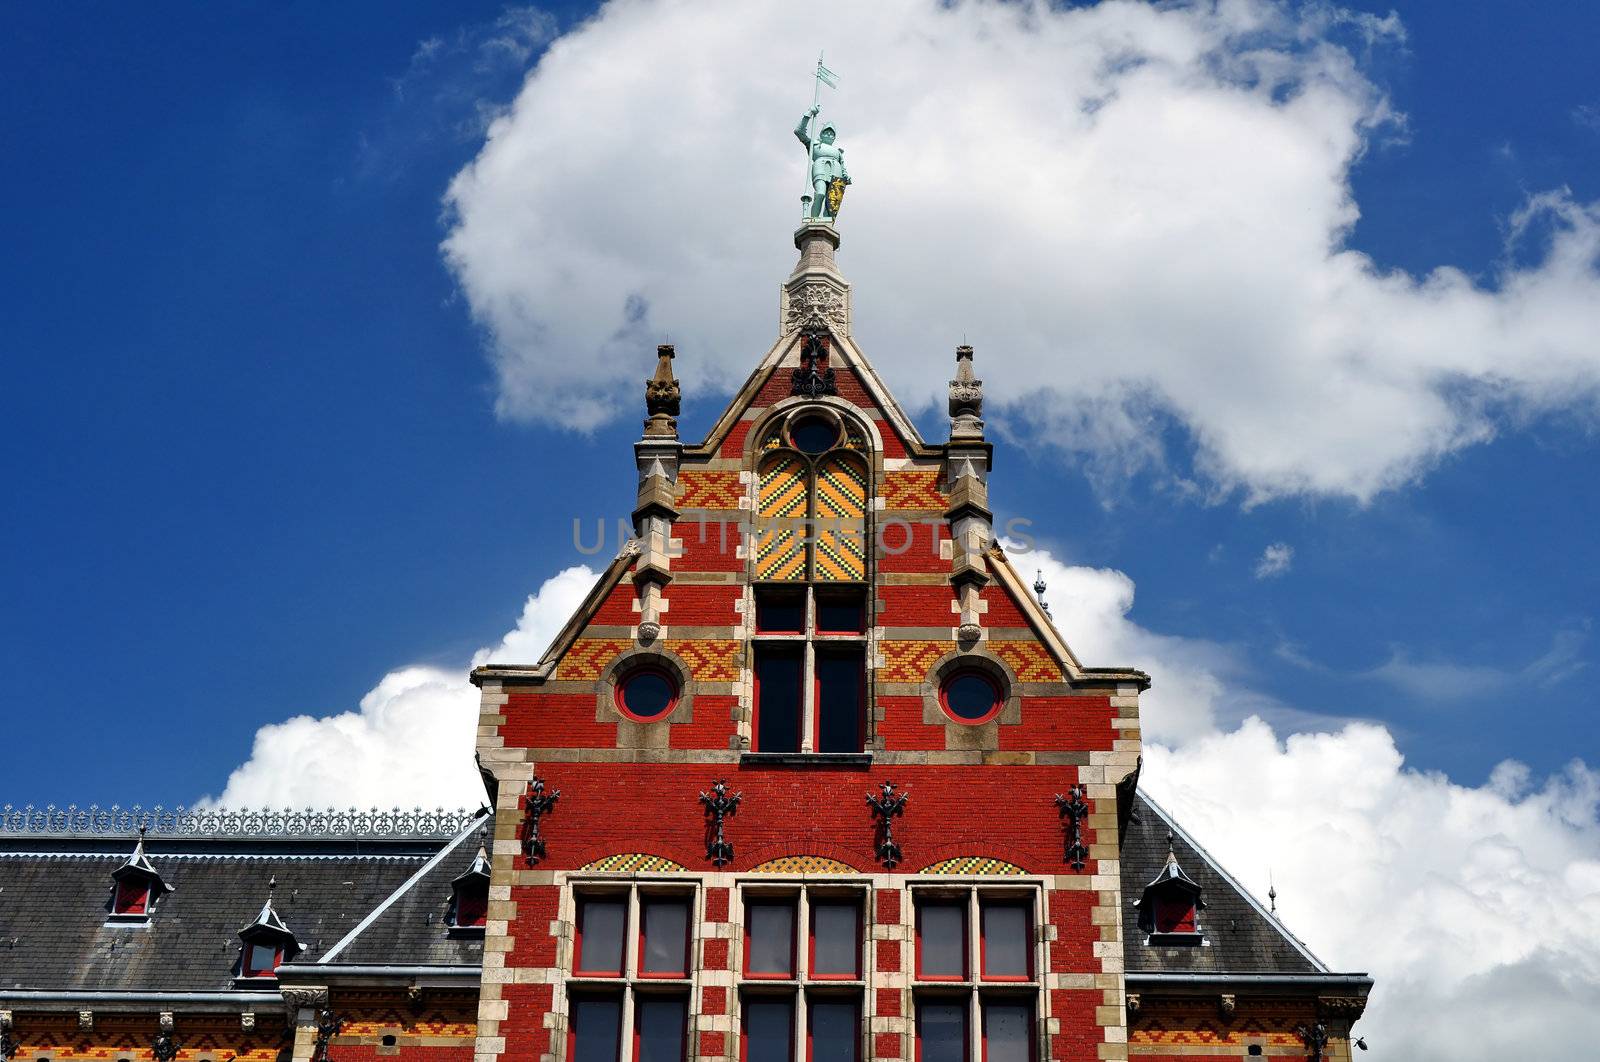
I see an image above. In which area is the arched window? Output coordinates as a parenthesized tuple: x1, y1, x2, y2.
(751, 409, 870, 755)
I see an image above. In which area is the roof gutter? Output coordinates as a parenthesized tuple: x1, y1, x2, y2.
(0, 990, 281, 1010)
(1126, 973, 1373, 988)
(276, 964, 480, 979)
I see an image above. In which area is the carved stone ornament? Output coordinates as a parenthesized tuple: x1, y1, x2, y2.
(239, 1013, 256, 1033)
(956, 622, 982, 643)
(1125, 993, 1141, 1016)
(643, 344, 681, 438)
(1219, 994, 1236, 1018)
(0, 1011, 14, 1062)
(406, 985, 424, 1006)
(784, 282, 848, 334)
(77, 1011, 93, 1032)
(279, 987, 330, 1010)
(636, 620, 661, 645)
(1317, 996, 1368, 1020)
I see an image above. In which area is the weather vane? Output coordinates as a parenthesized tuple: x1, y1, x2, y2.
(795, 51, 851, 223)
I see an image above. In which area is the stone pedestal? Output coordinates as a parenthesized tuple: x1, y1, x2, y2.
(779, 221, 851, 335)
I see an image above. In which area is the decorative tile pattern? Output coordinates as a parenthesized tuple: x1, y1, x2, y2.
(881, 470, 945, 511)
(665, 639, 741, 682)
(990, 640, 1059, 682)
(677, 470, 743, 510)
(756, 452, 807, 581)
(580, 853, 688, 873)
(878, 640, 947, 683)
(749, 855, 858, 874)
(919, 856, 1027, 875)
(556, 639, 633, 681)
(814, 453, 867, 582)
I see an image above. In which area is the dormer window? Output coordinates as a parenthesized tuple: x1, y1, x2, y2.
(108, 826, 172, 923)
(235, 876, 301, 982)
(113, 879, 153, 916)
(241, 940, 284, 978)
(448, 836, 492, 933)
(1135, 831, 1207, 946)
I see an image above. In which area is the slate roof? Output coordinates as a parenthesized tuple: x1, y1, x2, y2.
(1121, 792, 1326, 976)
(1, 797, 1340, 996)
(0, 818, 483, 992)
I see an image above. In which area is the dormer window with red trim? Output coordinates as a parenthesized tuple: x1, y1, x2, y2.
(108, 826, 172, 923)
(449, 836, 492, 933)
(235, 876, 302, 982)
(1135, 831, 1207, 946)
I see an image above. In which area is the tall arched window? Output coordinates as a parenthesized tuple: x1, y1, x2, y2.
(751, 409, 869, 755)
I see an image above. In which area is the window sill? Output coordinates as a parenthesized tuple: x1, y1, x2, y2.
(1145, 932, 1206, 947)
(740, 752, 873, 768)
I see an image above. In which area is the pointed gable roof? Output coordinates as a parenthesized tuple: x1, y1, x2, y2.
(238, 876, 301, 959)
(111, 825, 173, 894)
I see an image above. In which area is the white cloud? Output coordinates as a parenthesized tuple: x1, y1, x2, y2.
(441, 0, 1600, 503)
(200, 565, 596, 809)
(1254, 541, 1294, 578)
(1030, 548, 1600, 1058)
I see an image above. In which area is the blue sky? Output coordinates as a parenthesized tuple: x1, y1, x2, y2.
(3, 0, 1597, 804)
(7, 4, 1600, 1053)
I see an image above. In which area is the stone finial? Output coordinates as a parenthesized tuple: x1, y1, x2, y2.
(948, 344, 984, 440)
(644, 345, 681, 437)
(1034, 570, 1052, 617)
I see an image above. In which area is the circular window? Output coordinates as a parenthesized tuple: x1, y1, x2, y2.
(939, 669, 1003, 724)
(615, 666, 679, 722)
(788, 413, 839, 454)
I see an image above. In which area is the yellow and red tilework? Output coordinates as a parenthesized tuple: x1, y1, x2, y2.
(814, 453, 867, 581)
(676, 470, 743, 510)
(664, 639, 741, 682)
(919, 856, 1026, 875)
(557, 639, 634, 681)
(990, 640, 1060, 682)
(581, 853, 688, 872)
(881, 470, 945, 511)
(878, 640, 947, 683)
(749, 855, 858, 874)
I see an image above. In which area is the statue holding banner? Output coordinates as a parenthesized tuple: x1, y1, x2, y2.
(795, 54, 850, 222)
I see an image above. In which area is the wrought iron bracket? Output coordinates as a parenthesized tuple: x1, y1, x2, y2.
(1, 1010, 16, 1062)
(523, 778, 560, 865)
(312, 1010, 342, 1062)
(1054, 786, 1090, 871)
(699, 780, 742, 867)
(151, 1026, 180, 1062)
(792, 331, 837, 397)
(1297, 1022, 1330, 1062)
(866, 782, 909, 868)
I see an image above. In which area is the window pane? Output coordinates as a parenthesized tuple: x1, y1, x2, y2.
(917, 1001, 967, 1062)
(918, 903, 966, 978)
(816, 589, 866, 633)
(454, 886, 488, 927)
(754, 646, 803, 753)
(747, 901, 795, 976)
(577, 899, 626, 974)
(983, 1002, 1031, 1062)
(744, 999, 793, 1062)
(809, 999, 857, 1060)
(115, 880, 149, 914)
(620, 670, 676, 720)
(247, 942, 279, 973)
(570, 996, 621, 1062)
(790, 415, 838, 454)
(755, 589, 805, 633)
(942, 671, 1001, 722)
(635, 997, 686, 1062)
(641, 900, 689, 974)
(811, 903, 858, 977)
(981, 905, 1029, 978)
(815, 648, 864, 754)
(1155, 897, 1196, 934)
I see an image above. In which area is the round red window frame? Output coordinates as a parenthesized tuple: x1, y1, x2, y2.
(937, 668, 1004, 725)
(614, 665, 681, 723)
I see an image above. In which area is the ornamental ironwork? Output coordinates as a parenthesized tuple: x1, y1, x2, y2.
(1055, 786, 1090, 871)
(1297, 1022, 1330, 1062)
(1, 1012, 16, 1062)
(0, 804, 477, 839)
(151, 1029, 179, 1062)
(523, 779, 560, 864)
(791, 331, 837, 398)
(313, 1010, 342, 1062)
(866, 782, 908, 868)
(698, 780, 741, 867)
